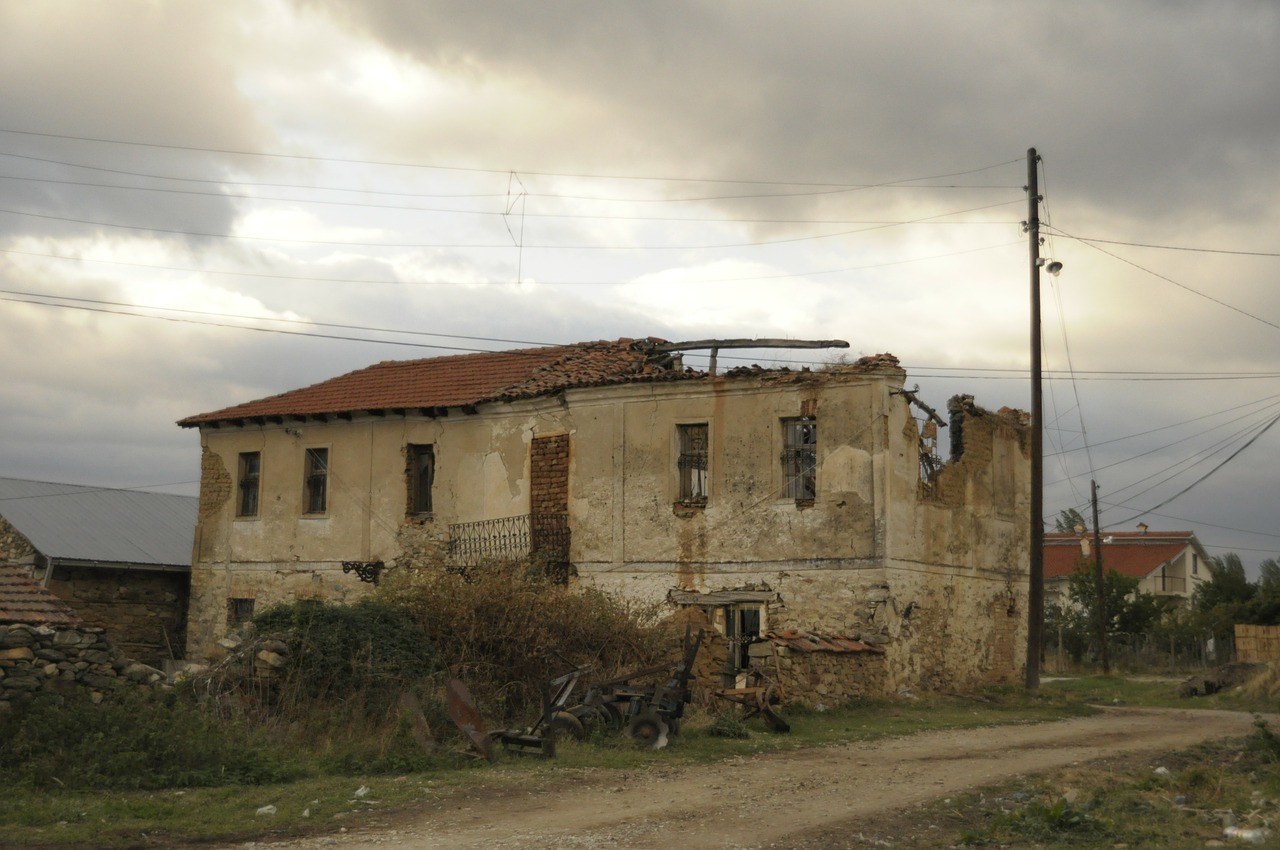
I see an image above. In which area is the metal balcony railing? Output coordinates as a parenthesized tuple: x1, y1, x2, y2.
(447, 513, 570, 567)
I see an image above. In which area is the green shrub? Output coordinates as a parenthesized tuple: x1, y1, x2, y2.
(253, 596, 440, 716)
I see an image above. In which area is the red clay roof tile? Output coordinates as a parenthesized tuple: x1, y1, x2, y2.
(1044, 532, 1197, 580)
(179, 338, 687, 427)
(0, 562, 81, 626)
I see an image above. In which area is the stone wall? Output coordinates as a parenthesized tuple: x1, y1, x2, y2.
(0, 516, 37, 562)
(44, 566, 189, 666)
(0, 623, 164, 710)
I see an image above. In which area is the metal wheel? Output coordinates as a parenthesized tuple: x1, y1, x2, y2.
(546, 710, 587, 741)
(626, 712, 670, 749)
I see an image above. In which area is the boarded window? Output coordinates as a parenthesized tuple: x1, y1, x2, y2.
(304, 447, 328, 514)
(677, 423, 709, 504)
(237, 451, 261, 517)
(781, 418, 817, 503)
(407, 444, 434, 516)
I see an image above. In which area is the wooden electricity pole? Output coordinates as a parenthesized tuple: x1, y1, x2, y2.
(1091, 480, 1110, 673)
(1025, 147, 1045, 690)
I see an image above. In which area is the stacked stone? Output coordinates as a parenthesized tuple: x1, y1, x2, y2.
(0, 623, 164, 710)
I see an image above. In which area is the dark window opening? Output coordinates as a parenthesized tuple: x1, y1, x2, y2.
(677, 423, 709, 504)
(781, 417, 817, 503)
(408, 444, 434, 516)
(724, 605, 763, 673)
(237, 451, 261, 517)
(304, 447, 328, 514)
(227, 597, 255, 626)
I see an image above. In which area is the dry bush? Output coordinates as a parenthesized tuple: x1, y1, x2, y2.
(1241, 660, 1280, 702)
(376, 557, 675, 722)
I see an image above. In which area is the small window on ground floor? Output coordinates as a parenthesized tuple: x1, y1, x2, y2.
(227, 597, 255, 626)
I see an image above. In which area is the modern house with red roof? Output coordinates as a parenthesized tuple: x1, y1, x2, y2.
(179, 337, 1031, 697)
(1044, 524, 1210, 606)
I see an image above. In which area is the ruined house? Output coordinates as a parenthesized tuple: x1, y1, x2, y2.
(178, 337, 1030, 699)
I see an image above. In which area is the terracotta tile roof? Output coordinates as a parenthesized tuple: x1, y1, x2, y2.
(0, 562, 80, 626)
(766, 628, 884, 653)
(179, 338, 692, 427)
(1044, 532, 1197, 580)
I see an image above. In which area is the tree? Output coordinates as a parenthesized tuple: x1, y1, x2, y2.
(1194, 553, 1255, 612)
(1054, 508, 1088, 534)
(1050, 558, 1162, 663)
(1194, 553, 1259, 650)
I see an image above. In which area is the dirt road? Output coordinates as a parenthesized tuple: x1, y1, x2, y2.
(249, 706, 1264, 849)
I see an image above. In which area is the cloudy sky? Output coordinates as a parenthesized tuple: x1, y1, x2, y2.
(1, 1, 1277, 570)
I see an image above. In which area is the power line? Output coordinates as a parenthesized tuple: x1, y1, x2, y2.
(0, 197, 1025, 251)
(1050, 225, 1280, 333)
(1052, 232, 1280, 258)
(0, 238, 1024, 288)
(0, 127, 1023, 191)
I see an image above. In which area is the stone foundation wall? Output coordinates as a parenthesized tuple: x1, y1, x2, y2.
(0, 623, 164, 710)
(767, 648, 888, 708)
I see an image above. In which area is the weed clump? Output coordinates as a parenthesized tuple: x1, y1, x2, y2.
(376, 558, 672, 723)
(0, 686, 301, 790)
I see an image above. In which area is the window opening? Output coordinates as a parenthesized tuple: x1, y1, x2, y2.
(724, 604, 763, 673)
(304, 447, 329, 514)
(237, 451, 261, 517)
(781, 417, 817, 503)
(677, 423, 709, 504)
(227, 597, 255, 626)
(407, 444, 434, 516)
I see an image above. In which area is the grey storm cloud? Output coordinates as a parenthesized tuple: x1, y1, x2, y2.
(0, 0, 1277, 566)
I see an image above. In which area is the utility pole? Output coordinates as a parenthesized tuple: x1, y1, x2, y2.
(1091, 480, 1110, 673)
(1025, 147, 1044, 690)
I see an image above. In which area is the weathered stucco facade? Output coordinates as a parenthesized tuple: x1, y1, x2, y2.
(182, 339, 1030, 698)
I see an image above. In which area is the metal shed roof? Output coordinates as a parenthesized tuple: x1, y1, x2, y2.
(0, 477, 197, 569)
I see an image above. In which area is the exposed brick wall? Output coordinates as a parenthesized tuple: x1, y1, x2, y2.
(530, 434, 569, 515)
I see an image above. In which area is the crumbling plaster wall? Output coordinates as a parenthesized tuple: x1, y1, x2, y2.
(580, 383, 1029, 696)
(186, 400, 576, 657)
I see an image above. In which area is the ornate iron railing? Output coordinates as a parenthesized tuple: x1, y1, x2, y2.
(447, 513, 570, 567)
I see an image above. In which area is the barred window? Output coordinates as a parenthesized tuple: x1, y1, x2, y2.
(304, 447, 328, 514)
(781, 418, 817, 503)
(677, 424, 709, 504)
(237, 451, 261, 517)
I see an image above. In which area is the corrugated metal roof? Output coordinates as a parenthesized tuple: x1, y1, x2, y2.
(766, 629, 883, 653)
(0, 477, 196, 569)
(0, 562, 80, 625)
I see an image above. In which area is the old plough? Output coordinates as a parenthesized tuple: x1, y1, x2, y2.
(446, 627, 705, 757)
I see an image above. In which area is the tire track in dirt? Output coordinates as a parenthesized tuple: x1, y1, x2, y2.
(239, 707, 1267, 850)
